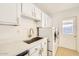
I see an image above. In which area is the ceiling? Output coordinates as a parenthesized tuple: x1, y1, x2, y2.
(35, 3, 79, 16)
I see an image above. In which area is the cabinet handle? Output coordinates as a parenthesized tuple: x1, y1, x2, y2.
(41, 48, 43, 52)
(32, 8, 34, 17)
(42, 48, 43, 52)
(35, 48, 38, 50)
(44, 42, 46, 44)
(39, 49, 42, 55)
(32, 10, 34, 17)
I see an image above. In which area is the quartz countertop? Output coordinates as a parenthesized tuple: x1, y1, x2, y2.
(0, 38, 47, 56)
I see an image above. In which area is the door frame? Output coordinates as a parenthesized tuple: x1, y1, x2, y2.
(60, 16, 77, 50)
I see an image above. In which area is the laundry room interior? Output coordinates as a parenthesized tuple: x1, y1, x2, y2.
(0, 3, 79, 56)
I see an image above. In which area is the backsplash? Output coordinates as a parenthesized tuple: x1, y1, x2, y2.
(0, 17, 37, 44)
(18, 17, 37, 40)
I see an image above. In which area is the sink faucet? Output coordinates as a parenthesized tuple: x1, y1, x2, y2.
(28, 28, 34, 38)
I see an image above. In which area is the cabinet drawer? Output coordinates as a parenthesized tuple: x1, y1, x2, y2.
(29, 44, 41, 55)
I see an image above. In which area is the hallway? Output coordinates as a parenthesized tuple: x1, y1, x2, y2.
(56, 47, 79, 56)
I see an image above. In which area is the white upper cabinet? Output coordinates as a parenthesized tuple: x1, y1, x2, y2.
(42, 12, 46, 27)
(36, 12, 47, 27)
(41, 39, 47, 56)
(0, 3, 21, 25)
(0, 3, 18, 25)
(34, 6, 42, 21)
(22, 3, 34, 19)
(42, 12, 52, 27)
(37, 12, 52, 27)
(22, 3, 41, 21)
(45, 15, 52, 27)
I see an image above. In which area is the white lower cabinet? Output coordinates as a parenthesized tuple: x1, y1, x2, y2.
(28, 38, 47, 56)
(41, 39, 47, 56)
(24, 54, 29, 56)
(29, 44, 41, 56)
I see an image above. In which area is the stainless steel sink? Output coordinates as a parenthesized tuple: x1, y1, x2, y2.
(24, 37, 43, 44)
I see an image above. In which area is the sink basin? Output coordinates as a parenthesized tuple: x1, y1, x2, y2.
(24, 37, 43, 44)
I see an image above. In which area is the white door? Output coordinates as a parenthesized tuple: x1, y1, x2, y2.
(60, 17, 77, 50)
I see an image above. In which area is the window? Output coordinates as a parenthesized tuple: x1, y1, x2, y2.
(62, 17, 75, 35)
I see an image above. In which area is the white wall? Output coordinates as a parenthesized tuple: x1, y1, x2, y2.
(0, 17, 37, 45)
(52, 7, 79, 51)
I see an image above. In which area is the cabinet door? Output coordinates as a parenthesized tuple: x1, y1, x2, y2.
(41, 39, 47, 56)
(46, 16, 52, 27)
(36, 12, 43, 27)
(41, 12, 46, 27)
(45, 15, 52, 27)
(37, 12, 52, 27)
(35, 7, 42, 21)
(22, 3, 34, 19)
(53, 40, 59, 56)
(36, 21, 42, 27)
(30, 50, 41, 56)
(0, 3, 18, 25)
(45, 14, 48, 27)
(29, 44, 42, 56)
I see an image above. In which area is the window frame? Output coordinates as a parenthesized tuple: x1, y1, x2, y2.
(62, 16, 76, 36)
